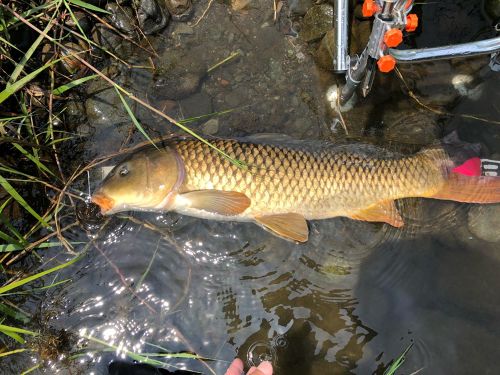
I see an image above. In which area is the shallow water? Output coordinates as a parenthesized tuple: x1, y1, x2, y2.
(5, 0, 500, 374)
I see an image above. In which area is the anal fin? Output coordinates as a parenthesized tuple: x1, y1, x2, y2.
(254, 213, 308, 242)
(350, 200, 404, 227)
(180, 190, 251, 215)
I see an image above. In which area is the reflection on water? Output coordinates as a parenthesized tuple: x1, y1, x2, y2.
(6, 0, 500, 374)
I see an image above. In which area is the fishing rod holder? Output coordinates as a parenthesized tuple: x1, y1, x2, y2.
(334, 0, 500, 108)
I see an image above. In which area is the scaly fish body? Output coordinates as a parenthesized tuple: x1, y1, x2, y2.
(92, 136, 500, 242)
(173, 139, 446, 220)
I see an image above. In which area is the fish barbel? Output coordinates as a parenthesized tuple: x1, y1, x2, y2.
(91, 136, 500, 242)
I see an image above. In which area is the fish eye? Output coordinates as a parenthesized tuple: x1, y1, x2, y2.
(119, 166, 129, 177)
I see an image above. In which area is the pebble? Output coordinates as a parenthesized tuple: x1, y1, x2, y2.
(468, 205, 500, 242)
(201, 118, 220, 135)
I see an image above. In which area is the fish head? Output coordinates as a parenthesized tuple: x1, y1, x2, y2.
(91, 147, 183, 215)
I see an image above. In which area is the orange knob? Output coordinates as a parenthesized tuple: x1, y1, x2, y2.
(377, 55, 396, 73)
(383, 29, 403, 47)
(362, 0, 378, 17)
(406, 14, 419, 32)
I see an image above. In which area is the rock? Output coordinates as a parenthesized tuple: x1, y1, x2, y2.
(468, 205, 500, 242)
(76, 122, 95, 137)
(300, 4, 334, 42)
(149, 54, 206, 100)
(201, 118, 219, 135)
(106, 3, 136, 34)
(85, 76, 131, 128)
(314, 29, 334, 70)
(134, 0, 169, 35)
(60, 42, 89, 76)
(65, 97, 87, 124)
(178, 91, 213, 119)
(65, 11, 93, 33)
(268, 58, 284, 81)
(165, 0, 193, 21)
(384, 110, 439, 145)
(93, 24, 122, 54)
(289, 0, 313, 16)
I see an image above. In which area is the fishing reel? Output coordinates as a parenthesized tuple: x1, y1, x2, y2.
(331, 0, 500, 109)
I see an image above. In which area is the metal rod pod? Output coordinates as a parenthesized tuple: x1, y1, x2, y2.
(389, 36, 500, 63)
(333, 0, 349, 72)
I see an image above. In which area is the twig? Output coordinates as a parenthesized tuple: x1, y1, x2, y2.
(94, 244, 157, 314)
(192, 0, 215, 27)
(395, 67, 500, 125)
(207, 51, 240, 73)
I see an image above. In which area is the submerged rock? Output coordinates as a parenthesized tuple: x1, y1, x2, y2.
(165, 0, 193, 21)
(289, 0, 313, 16)
(106, 3, 137, 34)
(134, 0, 170, 34)
(300, 4, 334, 42)
(146, 53, 206, 100)
(468, 205, 500, 242)
(384, 110, 439, 145)
(314, 29, 334, 70)
(201, 118, 219, 135)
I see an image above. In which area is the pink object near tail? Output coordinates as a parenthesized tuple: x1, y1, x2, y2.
(452, 157, 482, 176)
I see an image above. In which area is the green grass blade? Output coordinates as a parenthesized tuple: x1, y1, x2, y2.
(0, 348, 28, 358)
(0, 255, 81, 295)
(0, 328, 26, 343)
(67, 0, 110, 13)
(0, 35, 21, 52)
(0, 214, 29, 245)
(0, 174, 51, 228)
(52, 74, 97, 95)
(1, 278, 72, 296)
(12, 143, 55, 177)
(0, 230, 23, 249)
(178, 108, 236, 124)
(0, 324, 37, 336)
(0, 164, 39, 180)
(7, 10, 57, 85)
(384, 343, 414, 375)
(0, 303, 30, 323)
(0, 241, 84, 253)
(207, 51, 241, 73)
(0, 58, 61, 105)
(114, 87, 158, 149)
(0, 2, 57, 31)
(21, 364, 40, 375)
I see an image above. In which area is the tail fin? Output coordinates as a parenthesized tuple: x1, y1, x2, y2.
(430, 172, 500, 203)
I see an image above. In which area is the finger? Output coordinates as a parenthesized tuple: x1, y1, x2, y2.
(247, 361, 273, 375)
(225, 358, 244, 375)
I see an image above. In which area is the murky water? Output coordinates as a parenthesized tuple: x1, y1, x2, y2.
(5, 0, 500, 374)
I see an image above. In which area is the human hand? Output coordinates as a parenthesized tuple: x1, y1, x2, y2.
(225, 358, 273, 375)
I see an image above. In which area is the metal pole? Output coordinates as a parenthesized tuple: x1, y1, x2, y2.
(389, 36, 500, 63)
(333, 0, 349, 72)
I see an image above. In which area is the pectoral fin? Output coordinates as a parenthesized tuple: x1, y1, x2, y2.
(181, 190, 251, 216)
(350, 200, 404, 227)
(254, 213, 309, 242)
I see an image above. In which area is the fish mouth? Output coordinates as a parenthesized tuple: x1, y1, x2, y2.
(91, 193, 115, 214)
